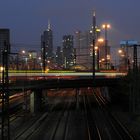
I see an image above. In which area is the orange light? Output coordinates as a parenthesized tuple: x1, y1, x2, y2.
(107, 55, 111, 60)
(102, 24, 106, 28)
(98, 38, 104, 43)
(118, 49, 123, 54)
(101, 58, 105, 61)
(102, 24, 111, 29)
(95, 46, 98, 50)
(107, 24, 111, 28)
(0, 66, 4, 71)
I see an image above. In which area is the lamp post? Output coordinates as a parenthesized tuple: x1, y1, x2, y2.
(20, 50, 29, 114)
(21, 50, 26, 70)
(102, 24, 110, 70)
(38, 57, 42, 70)
(118, 48, 125, 71)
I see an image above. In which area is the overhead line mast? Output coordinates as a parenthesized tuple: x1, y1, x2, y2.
(92, 10, 96, 83)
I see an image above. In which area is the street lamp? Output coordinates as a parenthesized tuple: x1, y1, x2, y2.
(38, 57, 42, 70)
(118, 49, 122, 54)
(98, 38, 104, 43)
(21, 50, 27, 70)
(22, 50, 25, 54)
(0, 66, 4, 71)
(102, 23, 111, 70)
(0, 66, 4, 83)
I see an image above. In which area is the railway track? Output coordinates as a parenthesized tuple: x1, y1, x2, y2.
(14, 94, 72, 140)
(49, 101, 71, 140)
(2, 88, 136, 140)
(82, 94, 101, 140)
(91, 88, 135, 140)
(13, 92, 60, 140)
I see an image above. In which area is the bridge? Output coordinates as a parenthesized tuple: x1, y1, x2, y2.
(1, 71, 126, 90)
(1, 70, 126, 114)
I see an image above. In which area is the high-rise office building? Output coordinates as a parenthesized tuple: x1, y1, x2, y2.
(75, 29, 101, 70)
(75, 11, 103, 70)
(62, 35, 75, 69)
(56, 46, 63, 68)
(75, 30, 92, 70)
(0, 29, 10, 65)
(41, 21, 54, 69)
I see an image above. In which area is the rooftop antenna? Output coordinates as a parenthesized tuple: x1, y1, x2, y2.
(48, 19, 51, 30)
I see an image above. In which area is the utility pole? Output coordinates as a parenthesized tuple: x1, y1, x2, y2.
(16, 54, 19, 70)
(133, 45, 138, 73)
(132, 44, 139, 112)
(1, 41, 10, 139)
(97, 48, 99, 71)
(92, 10, 96, 83)
(130, 44, 139, 113)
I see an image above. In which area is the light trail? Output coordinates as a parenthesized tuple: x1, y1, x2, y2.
(0, 71, 126, 78)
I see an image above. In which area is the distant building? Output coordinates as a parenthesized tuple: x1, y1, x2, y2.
(55, 46, 63, 68)
(75, 11, 104, 70)
(0, 29, 10, 65)
(28, 50, 38, 70)
(28, 50, 37, 59)
(62, 35, 75, 69)
(41, 21, 54, 69)
(17, 50, 41, 70)
(119, 40, 140, 71)
(75, 30, 92, 70)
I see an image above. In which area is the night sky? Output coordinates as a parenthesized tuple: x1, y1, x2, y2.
(0, 0, 140, 52)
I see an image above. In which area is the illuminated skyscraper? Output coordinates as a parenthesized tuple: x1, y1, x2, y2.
(75, 29, 101, 70)
(75, 30, 92, 70)
(75, 11, 102, 70)
(62, 35, 75, 69)
(41, 21, 54, 68)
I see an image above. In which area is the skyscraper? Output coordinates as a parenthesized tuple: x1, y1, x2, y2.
(75, 11, 102, 70)
(41, 21, 54, 69)
(55, 46, 63, 68)
(0, 29, 10, 65)
(62, 35, 75, 69)
(75, 30, 92, 70)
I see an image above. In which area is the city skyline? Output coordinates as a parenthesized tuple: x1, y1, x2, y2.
(0, 0, 140, 51)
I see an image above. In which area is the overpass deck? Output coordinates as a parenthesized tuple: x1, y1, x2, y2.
(0, 71, 126, 91)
